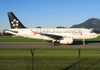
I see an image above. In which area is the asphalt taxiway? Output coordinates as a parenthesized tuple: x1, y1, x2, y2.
(0, 42, 100, 48)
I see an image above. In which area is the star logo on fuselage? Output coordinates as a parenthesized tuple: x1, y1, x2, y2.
(11, 19, 19, 27)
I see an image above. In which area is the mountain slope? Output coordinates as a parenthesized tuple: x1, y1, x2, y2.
(71, 18, 100, 30)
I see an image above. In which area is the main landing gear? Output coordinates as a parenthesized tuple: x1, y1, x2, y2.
(51, 40, 59, 46)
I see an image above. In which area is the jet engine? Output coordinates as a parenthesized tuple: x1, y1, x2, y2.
(59, 37, 73, 44)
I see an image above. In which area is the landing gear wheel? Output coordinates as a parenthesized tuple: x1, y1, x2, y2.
(51, 41, 56, 46)
(83, 39, 85, 45)
(51, 40, 60, 46)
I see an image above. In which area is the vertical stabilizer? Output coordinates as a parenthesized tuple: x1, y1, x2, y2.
(7, 12, 26, 29)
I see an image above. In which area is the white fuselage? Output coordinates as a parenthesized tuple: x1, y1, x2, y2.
(5, 28, 98, 40)
(6, 12, 98, 45)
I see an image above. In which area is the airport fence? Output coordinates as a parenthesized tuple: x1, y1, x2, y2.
(0, 48, 100, 70)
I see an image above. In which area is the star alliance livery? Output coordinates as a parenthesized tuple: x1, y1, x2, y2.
(5, 12, 98, 45)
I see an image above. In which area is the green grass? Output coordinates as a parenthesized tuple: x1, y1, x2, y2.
(0, 48, 100, 70)
(0, 36, 100, 42)
(0, 36, 49, 42)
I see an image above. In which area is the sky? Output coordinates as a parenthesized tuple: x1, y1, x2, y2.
(0, 0, 100, 31)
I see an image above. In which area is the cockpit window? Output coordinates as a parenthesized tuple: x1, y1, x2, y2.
(90, 31, 94, 33)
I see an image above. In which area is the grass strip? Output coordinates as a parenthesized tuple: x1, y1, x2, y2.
(0, 48, 100, 70)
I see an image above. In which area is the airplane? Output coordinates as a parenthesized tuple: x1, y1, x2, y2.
(5, 12, 98, 45)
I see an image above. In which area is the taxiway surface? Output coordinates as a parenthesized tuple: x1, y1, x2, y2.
(0, 42, 100, 48)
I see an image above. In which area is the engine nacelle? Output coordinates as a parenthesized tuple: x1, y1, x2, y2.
(59, 37, 73, 44)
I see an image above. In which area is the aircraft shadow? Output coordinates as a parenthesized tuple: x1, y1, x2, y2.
(62, 59, 87, 70)
(46, 41, 100, 45)
(72, 41, 100, 45)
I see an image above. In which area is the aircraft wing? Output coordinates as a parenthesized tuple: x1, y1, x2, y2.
(40, 33, 63, 40)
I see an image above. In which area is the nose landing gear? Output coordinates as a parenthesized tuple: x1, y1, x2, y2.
(83, 39, 85, 45)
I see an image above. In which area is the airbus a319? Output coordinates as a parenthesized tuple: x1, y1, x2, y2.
(5, 12, 98, 45)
